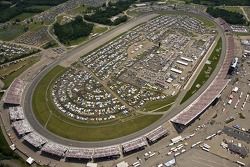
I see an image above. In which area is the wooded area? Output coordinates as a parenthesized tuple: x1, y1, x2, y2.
(54, 16, 93, 44)
(187, 0, 250, 6)
(206, 7, 248, 25)
(0, 0, 67, 23)
(84, 0, 134, 25)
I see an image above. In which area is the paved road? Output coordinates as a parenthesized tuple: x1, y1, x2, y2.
(22, 12, 227, 147)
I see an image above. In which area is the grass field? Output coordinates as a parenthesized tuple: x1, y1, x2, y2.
(218, 6, 243, 14)
(32, 66, 162, 141)
(141, 95, 177, 112)
(66, 36, 88, 46)
(243, 7, 250, 20)
(0, 24, 25, 41)
(192, 14, 215, 27)
(28, 22, 45, 32)
(0, 56, 40, 89)
(25, 5, 51, 11)
(69, 5, 87, 15)
(11, 13, 36, 22)
(92, 25, 108, 34)
(65, 25, 108, 46)
(181, 38, 222, 104)
(41, 40, 58, 49)
(153, 104, 173, 113)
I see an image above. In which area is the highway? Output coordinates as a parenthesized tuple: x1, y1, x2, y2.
(22, 11, 227, 148)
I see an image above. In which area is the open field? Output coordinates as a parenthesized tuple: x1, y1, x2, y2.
(25, 5, 51, 11)
(0, 24, 25, 41)
(32, 66, 161, 141)
(11, 13, 37, 22)
(181, 38, 222, 104)
(218, 6, 243, 14)
(65, 25, 108, 46)
(152, 104, 173, 113)
(92, 25, 108, 34)
(141, 95, 177, 112)
(69, 4, 87, 15)
(65, 36, 88, 46)
(0, 56, 40, 89)
(192, 14, 215, 27)
(243, 6, 250, 20)
(41, 40, 59, 49)
(28, 22, 46, 32)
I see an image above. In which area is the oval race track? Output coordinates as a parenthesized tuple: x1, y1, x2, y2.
(16, 9, 231, 159)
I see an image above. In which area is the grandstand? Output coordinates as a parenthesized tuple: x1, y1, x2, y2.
(93, 146, 120, 159)
(171, 34, 234, 126)
(12, 120, 33, 136)
(9, 106, 25, 121)
(65, 148, 94, 159)
(2, 79, 26, 105)
(145, 126, 168, 143)
(41, 142, 67, 157)
(23, 132, 48, 148)
(122, 137, 147, 153)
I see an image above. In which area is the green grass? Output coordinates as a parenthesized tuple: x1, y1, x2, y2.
(11, 13, 36, 22)
(32, 66, 162, 141)
(0, 129, 14, 160)
(65, 25, 108, 46)
(218, 6, 243, 14)
(243, 7, 250, 20)
(0, 56, 40, 89)
(0, 24, 25, 41)
(192, 14, 215, 27)
(28, 22, 45, 32)
(46, 114, 161, 141)
(181, 38, 222, 104)
(152, 104, 173, 113)
(70, 5, 87, 15)
(92, 25, 108, 34)
(127, 10, 140, 17)
(25, 5, 51, 11)
(141, 95, 177, 112)
(66, 36, 88, 46)
(41, 40, 58, 49)
(33, 66, 66, 125)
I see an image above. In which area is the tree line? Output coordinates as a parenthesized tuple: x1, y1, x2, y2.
(84, 0, 134, 25)
(0, 0, 68, 23)
(186, 0, 250, 6)
(53, 16, 93, 44)
(206, 7, 248, 25)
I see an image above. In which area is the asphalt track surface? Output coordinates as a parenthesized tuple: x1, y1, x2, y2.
(23, 12, 227, 147)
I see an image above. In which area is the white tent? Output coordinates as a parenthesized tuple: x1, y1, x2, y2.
(26, 157, 34, 165)
(116, 161, 129, 167)
(87, 162, 98, 167)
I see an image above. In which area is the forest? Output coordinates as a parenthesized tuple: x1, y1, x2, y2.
(53, 16, 93, 44)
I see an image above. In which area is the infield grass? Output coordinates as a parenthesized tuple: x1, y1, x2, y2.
(181, 38, 222, 104)
(141, 95, 177, 112)
(32, 66, 162, 141)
